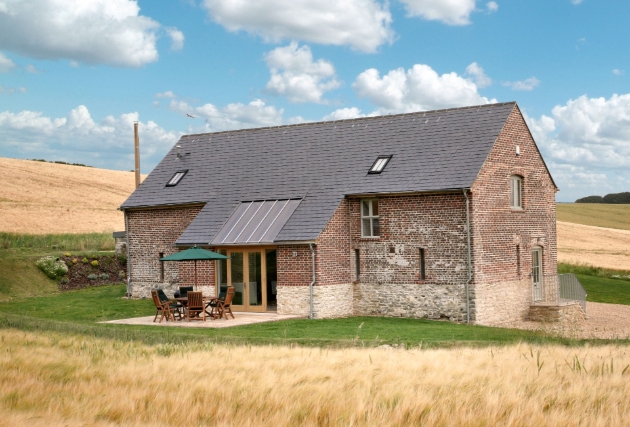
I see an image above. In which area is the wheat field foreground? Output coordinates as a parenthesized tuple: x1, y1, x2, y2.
(0, 158, 144, 234)
(1, 330, 630, 427)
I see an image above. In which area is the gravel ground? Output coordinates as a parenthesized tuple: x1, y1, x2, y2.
(505, 302, 630, 340)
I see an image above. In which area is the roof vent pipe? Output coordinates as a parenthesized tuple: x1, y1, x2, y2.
(176, 144, 182, 159)
(309, 243, 316, 319)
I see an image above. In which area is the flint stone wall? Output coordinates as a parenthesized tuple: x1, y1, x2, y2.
(277, 284, 353, 318)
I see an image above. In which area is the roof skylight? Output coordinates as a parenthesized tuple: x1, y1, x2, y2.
(166, 170, 187, 187)
(368, 156, 392, 174)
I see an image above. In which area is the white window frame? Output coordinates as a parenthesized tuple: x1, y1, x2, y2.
(361, 199, 380, 237)
(510, 175, 523, 209)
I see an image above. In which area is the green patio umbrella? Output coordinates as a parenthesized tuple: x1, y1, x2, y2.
(160, 246, 229, 290)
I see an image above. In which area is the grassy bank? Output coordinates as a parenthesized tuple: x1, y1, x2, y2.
(0, 232, 115, 301)
(557, 203, 630, 231)
(1, 328, 629, 427)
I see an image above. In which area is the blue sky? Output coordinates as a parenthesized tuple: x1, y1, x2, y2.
(1, 0, 629, 202)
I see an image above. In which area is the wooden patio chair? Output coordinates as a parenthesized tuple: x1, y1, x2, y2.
(179, 286, 194, 298)
(216, 287, 235, 320)
(206, 287, 227, 319)
(151, 290, 176, 323)
(185, 291, 206, 322)
(157, 289, 183, 321)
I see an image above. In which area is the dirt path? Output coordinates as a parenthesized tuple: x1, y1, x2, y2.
(506, 302, 630, 340)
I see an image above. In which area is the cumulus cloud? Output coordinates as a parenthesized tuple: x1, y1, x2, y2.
(526, 94, 630, 200)
(0, 105, 180, 171)
(25, 64, 43, 74)
(264, 43, 340, 104)
(0, 52, 16, 73)
(398, 0, 476, 25)
(613, 69, 624, 76)
(155, 91, 178, 98)
(0, 0, 183, 67)
(322, 107, 366, 121)
(169, 98, 285, 132)
(502, 77, 540, 91)
(352, 63, 496, 114)
(201, 0, 393, 52)
(166, 28, 185, 51)
(465, 62, 492, 88)
(486, 1, 498, 12)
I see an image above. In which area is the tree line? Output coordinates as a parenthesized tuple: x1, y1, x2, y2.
(576, 192, 630, 204)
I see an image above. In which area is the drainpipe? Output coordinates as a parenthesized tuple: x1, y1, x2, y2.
(124, 209, 131, 299)
(462, 189, 472, 324)
(309, 243, 316, 319)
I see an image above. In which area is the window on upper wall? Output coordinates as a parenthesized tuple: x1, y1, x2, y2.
(510, 175, 523, 209)
(361, 199, 379, 237)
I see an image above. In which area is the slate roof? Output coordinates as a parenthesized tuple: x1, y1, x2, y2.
(121, 102, 518, 245)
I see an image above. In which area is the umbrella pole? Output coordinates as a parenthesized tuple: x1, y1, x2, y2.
(194, 260, 197, 291)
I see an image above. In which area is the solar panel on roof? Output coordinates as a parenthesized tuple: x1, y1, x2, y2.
(211, 199, 301, 244)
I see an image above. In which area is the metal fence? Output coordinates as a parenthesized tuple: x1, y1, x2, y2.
(532, 273, 587, 313)
(558, 273, 587, 313)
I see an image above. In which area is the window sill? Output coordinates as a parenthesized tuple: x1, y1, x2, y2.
(510, 207, 524, 212)
(359, 236, 380, 240)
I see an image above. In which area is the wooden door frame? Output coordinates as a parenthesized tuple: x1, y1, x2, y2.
(216, 246, 275, 312)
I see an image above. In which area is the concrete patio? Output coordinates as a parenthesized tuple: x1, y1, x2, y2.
(102, 312, 303, 328)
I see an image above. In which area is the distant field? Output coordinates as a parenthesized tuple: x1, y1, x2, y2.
(557, 203, 630, 231)
(0, 157, 144, 234)
(557, 222, 630, 270)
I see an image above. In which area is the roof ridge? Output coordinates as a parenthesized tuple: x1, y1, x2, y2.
(182, 101, 518, 139)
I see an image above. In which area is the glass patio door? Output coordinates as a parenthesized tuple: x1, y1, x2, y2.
(222, 250, 266, 312)
(532, 247, 543, 301)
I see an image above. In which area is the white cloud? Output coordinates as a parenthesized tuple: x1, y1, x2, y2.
(25, 64, 43, 74)
(166, 28, 185, 51)
(0, 105, 180, 171)
(323, 107, 365, 121)
(502, 77, 540, 91)
(0, 0, 183, 67)
(465, 62, 491, 88)
(0, 52, 16, 72)
(525, 93, 630, 200)
(69, 61, 79, 68)
(398, 0, 476, 25)
(169, 98, 285, 132)
(571, 0, 584, 4)
(486, 1, 498, 12)
(613, 69, 624, 76)
(201, 0, 393, 53)
(0, 85, 27, 95)
(353, 63, 496, 114)
(155, 91, 178, 98)
(264, 43, 340, 104)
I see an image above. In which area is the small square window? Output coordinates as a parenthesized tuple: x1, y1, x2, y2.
(166, 170, 188, 187)
(368, 156, 392, 174)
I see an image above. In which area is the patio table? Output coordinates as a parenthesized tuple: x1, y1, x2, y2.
(175, 296, 219, 319)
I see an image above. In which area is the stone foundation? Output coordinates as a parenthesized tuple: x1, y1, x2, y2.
(130, 282, 215, 299)
(529, 302, 586, 323)
(277, 284, 353, 318)
(353, 282, 467, 322)
(473, 279, 530, 326)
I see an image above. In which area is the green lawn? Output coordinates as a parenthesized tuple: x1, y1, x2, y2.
(0, 284, 616, 348)
(575, 273, 630, 305)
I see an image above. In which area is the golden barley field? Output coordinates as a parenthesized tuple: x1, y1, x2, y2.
(1, 329, 630, 427)
(557, 221, 630, 270)
(0, 157, 144, 234)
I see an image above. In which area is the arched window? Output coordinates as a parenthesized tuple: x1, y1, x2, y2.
(510, 175, 523, 209)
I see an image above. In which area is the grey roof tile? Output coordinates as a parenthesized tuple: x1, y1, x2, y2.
(121, 102, 516, 245)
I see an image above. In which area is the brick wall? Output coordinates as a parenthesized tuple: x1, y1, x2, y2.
(470, 105, 558, 324)
(126, 205, 216, 297)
